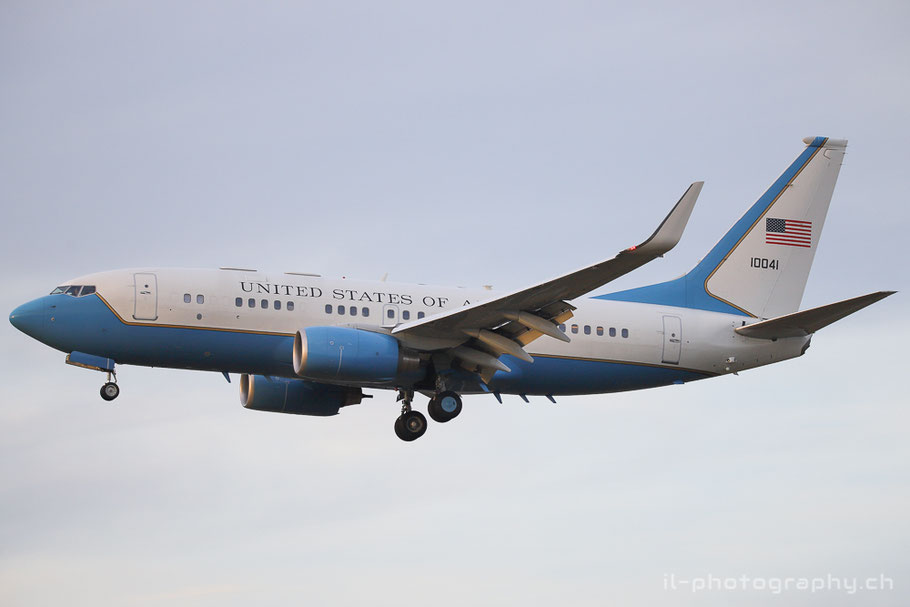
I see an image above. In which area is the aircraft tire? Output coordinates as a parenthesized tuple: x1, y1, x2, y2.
(395, 411, 427, 441)
(427, 397, 448, 423)
(428, 391, 462, 423)
(100, 382, 120, 401)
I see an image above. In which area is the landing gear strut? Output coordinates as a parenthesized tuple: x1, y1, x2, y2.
(100, 371, 119, 401)
(394, 389, 427, 442)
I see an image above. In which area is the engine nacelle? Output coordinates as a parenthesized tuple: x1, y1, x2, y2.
(240, 374, 362, 416)
(293, 326, 421, 383)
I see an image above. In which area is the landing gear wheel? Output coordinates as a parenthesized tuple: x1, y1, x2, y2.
(100, 382, 120, 401)
(395, 410, 427, 442)
(428, 391, 462, 423)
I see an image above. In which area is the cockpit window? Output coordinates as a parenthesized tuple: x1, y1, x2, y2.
(51, 285, 97, 297)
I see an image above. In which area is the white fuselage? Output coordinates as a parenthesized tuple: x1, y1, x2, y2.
(53, 267, 808, 395)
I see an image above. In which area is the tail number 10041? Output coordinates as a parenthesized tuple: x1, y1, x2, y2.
(750, 257, 779, 270)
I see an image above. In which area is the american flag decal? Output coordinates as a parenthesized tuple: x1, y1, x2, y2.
(766, 217, 812, 248)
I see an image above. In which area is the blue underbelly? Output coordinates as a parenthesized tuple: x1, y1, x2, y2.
(43, 294, 296, 377)
(488, 354, 709, 395)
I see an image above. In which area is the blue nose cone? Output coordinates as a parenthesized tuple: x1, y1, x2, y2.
(9, 298, 46, 338)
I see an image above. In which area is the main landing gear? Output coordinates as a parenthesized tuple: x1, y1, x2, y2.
(394, 389, 463, 442)
(394, 389, 426, 442)
(100, 371, 120, 401)
(428, 390, 462, 423)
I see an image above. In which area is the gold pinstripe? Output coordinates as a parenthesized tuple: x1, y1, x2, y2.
(95, 293, 296, 337)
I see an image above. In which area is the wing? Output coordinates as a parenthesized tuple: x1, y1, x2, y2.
(392, 182, 703, 378)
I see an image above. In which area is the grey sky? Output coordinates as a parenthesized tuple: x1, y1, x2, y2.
(1, 1, 908, 605)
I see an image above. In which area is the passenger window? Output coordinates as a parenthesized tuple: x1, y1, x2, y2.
(287, 301, 294, 311)
(80, 286, 96, 296)
(417, 311, 425, 319)
(559, 324, 566, 332)
(622, 328, 629, 338)
(325, 304, 333, 314)
(596, 326, 604, 336)
(274, 300, 281, 310)
(197, 294, 204, 304)
(184, 293, 191, 303)
(387, 309, 395, 319)
(402, 310, 410, 320)
(571, 324, 578, 334)
(362, 307, 369, 317)
(609, 327, 616, 337)
(235, 297, 242, 307)
(260, 299, 268, 309)
(338, 305, 346, 315)
(584, 325, 591, 335)
(248, 298, 255, 308)
(350, 306, 358, 317)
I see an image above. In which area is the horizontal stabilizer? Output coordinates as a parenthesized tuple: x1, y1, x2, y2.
(735, 291, 895, 339)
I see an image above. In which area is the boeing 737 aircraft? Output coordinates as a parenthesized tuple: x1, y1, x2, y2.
(9, 137, 894, 441)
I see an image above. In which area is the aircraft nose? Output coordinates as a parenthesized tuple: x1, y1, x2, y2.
(9, 298, 46, 338)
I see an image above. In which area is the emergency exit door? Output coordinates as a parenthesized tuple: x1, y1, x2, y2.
(382, 304, 399, 328)
(661, 315, 682, 364)
(133, 273, 158, 321)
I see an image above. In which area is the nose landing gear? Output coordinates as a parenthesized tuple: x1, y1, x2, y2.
(64, 353, 120, 402)
(100, 371, 119, 401)
(100, 382, 120, 401)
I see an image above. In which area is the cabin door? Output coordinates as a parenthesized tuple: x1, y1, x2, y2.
(661, 315, 682, 364)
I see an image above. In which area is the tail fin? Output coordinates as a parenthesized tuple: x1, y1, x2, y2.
(599, 137, 847, 318)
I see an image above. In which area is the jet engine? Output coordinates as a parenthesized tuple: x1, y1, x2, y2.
(240, 374, 363, 416)
(293, 327, 421, 384)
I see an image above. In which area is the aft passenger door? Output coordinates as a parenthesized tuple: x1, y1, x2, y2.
(133, 273, 158, 321)
(661, 315, 682, 364)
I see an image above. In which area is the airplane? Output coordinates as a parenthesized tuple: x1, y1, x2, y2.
(9, 137, 895, 442)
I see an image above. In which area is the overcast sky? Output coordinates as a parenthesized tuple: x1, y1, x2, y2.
(1, 2, 908, 605)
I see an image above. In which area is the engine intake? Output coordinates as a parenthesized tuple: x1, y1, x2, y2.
(293, 327, 421, 383)
(240, 374, 362, 416)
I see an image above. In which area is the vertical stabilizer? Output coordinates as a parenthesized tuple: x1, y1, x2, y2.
(598, 137, 847, 318)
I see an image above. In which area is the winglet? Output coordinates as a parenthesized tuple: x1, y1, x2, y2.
(625, 181, 703, 256)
